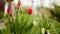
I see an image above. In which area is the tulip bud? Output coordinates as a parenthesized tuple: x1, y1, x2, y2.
(47, 32, 50, 34)
(41, 28, 45, 34)
(47, 29, 50, 34)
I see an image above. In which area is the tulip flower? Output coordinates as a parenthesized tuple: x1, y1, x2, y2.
(17, 0, 21, 9)
(27, 7, 32, 14)
(7, 6, 12, 16)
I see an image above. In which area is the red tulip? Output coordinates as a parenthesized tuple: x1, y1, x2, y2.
(7, 7, 12, 15)
(27, 8, 32, 14)
(18, 1, 21, 6)
(18, 0, 21, 9)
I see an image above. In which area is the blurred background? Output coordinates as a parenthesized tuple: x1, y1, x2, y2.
(0, 0, 60, 34)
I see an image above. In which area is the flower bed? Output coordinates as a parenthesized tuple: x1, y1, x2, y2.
(0, 7, 60, 34)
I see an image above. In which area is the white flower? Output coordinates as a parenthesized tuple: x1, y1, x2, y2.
(47, 32, 50, 34)
(33, 20, 37, 26)
(41, 28, 45, 34)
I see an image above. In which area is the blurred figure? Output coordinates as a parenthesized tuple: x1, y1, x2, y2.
(0, 0, 5, 12)
(4, 0, 16, 17)
(7, 2, 12, 16)
(4, 0, 21, 17)
(4, 0, 9, 16)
